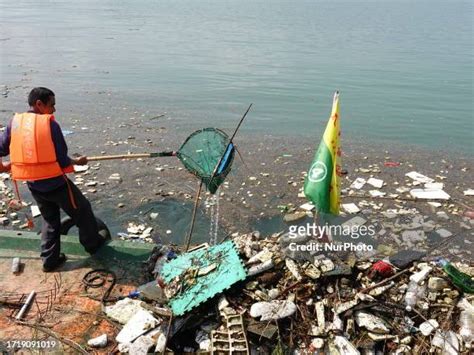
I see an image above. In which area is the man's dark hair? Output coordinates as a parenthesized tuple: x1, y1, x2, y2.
(28, 87, 55, 106)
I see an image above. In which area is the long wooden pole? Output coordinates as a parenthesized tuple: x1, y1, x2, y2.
(87, 151, 175, 161)
(184, 181, 203, 252)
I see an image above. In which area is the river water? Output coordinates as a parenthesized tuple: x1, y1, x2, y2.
(1, 0, 472, 153)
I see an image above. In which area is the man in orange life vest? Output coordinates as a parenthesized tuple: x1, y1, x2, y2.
(0, 87, 106, 272)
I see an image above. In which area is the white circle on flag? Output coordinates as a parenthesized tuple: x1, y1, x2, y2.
(308, 161, 327, 183)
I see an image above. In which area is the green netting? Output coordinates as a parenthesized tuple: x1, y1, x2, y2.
(177, 128, 235, 194)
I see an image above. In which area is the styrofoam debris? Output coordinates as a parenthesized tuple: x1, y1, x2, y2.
(406, 171, 434, 184)
(250, 300, 297, 321)
(464, 189, 474, 196)
(333, 336, 360, 355)
(354, 311, 390, 334)
(425, 182, 444, 190)
(334, 298, 360, 314)
(247, 259, 274, 276)
(248, 249, 273, 264)
(367, 178, 384, 188)
(350, 178, 366, 190)
(342, 203, 360, 214)
(104, 298, 145, 325)
(87, 334, 107, 348)
(116, 309, 160, 344)
(155, 333, 167, 353)
(419, 319, 439, 336)
(410, 188, 450, 200)
(73, 165, 89, 173)
(299, 202, 315, 211)
(285, 258, 303, 281)
(369, 190, 386, 197)
(128, 335, 156, 355)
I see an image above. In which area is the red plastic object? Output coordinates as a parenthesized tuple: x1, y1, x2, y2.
(384, 161, 400, 167)
(369, 260, 394, 279)
(465, 211, 474, 219)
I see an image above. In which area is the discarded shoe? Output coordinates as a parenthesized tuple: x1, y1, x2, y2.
(42, 253, 67, 272)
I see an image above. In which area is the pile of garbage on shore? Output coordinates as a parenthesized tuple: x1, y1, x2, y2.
(82, 229, 474, 354)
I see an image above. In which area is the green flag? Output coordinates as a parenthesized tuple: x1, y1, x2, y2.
(304, 92, 341, 215)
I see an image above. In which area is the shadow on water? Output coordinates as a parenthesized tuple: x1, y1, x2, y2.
(91, 198, 227, 246)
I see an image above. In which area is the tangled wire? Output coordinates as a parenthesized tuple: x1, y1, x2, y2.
(82, 269, 117, 304)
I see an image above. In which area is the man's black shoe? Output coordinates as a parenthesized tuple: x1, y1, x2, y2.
(87, 236, 107, 255)
(42, 253, 67, 272)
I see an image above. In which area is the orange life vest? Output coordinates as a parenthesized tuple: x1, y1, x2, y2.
(9, 113, 73, 181)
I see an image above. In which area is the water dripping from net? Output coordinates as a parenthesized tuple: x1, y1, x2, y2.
(206, 189, 220, 245)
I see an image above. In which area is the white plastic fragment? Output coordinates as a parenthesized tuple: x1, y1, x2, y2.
(409, 266, 432, 284)
(128, 335, 156, 355)
(350, 177, 366, 190)
(30, 205, 41, 218)
(419, 319, 439, 336)
(310, 338, 325, 350)
(334, 298, 360, 314)
(464, 189, 474, 196)
(109, 173, 122, 182)
(425, 182, 444, 190)
(285, 259, 302, 281)
(428, 277, 449, 291)
(410, 188, 450, 200)
(331, 314, 344, 332)
(198, 263, 217, 276)
(104, 298, 145, 325)
(342, 203, 360, 214)
(369, 190, 386, 197)
(116, 309, 160, 344)
(196, 327, 212, 350)
(299, 202, 315, 211)
(250, 300, 297, 321)
(315, 302, 325, 334)
(217, 296, 229, 311)
(247, 259, 274, 276)
(406, 171, 434, 184)
(368, 333, 398, 341)
(73, 164, 89, 172)
(431, 330, 459, 355)
(369, 281, 395, 297)
(87, 334, 108, 348)
(354, 311, 390, 334)
(248, 249, 273, 264)
(333, 335, 360, 355)
(367, 177, 384, 188)
(155, 333, 167, 353)
(457, 298, 474, 347)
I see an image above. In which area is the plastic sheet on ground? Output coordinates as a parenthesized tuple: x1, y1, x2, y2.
(160, 240, 246, 316)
